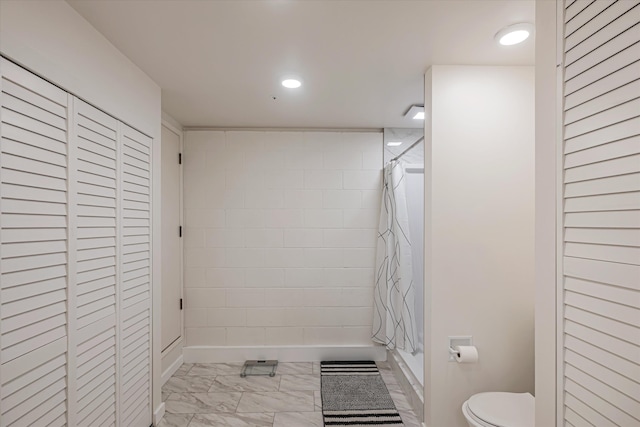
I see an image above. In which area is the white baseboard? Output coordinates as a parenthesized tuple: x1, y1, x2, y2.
(153, 402, 165, 425)
(183, 345, 386, 363)
(161, 353, 184, 386)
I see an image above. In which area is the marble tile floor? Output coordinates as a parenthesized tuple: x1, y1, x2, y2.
(159, 361, 422, 427)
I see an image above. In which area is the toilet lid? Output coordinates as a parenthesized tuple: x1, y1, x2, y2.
(467, 392, 534, 427)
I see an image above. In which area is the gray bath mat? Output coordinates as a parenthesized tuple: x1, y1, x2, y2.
(320, 361, 404, 426)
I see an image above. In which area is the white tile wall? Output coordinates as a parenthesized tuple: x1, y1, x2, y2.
(266, 327, 305, 345)
(207, 308, 246, 327)
(284, 229, 323, 248)
(184, 130, 382, 346)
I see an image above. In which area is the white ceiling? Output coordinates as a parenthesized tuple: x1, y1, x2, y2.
(68, 0, 535, 129)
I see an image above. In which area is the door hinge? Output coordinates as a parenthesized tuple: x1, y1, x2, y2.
(180, 298, 183, 310)
(179, 225, 182, 237)
(178, 152, 182, 164)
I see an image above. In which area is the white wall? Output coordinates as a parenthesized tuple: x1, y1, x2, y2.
(0, 0, 160, 139)
(183, 130, 382, 350)
(424, 66, 535, 427)
(0, 0, 164, 420)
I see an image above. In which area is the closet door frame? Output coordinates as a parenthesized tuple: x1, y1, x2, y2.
(556, 1, 565, 424)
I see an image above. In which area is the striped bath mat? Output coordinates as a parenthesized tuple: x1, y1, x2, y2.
(320, 361, 404, 426)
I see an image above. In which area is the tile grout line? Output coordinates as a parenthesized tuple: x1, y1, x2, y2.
(233, 389, 243, 415)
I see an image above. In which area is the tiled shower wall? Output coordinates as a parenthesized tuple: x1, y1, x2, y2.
(183, 130, 382, 347)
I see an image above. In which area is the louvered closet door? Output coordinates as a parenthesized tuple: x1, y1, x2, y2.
(0, 58, 70, 427)
(72, 99, 119, 427)
(560, 1, 640, 426)
(119, 123, 152, 427)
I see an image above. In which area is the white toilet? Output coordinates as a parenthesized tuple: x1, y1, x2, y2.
(462, 392, 534, 427)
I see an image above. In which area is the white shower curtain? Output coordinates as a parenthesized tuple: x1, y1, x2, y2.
(372, 160, 418, 353)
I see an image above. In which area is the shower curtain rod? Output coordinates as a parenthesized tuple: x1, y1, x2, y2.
(390, 136, 424, 162)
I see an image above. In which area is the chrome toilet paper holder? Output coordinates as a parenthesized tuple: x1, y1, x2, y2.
(448, 336, 473, 361)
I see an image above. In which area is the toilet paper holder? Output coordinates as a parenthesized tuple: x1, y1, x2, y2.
(448, 336, 473, 361)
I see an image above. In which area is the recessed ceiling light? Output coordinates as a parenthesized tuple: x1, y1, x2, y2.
(282, 78, 302, 89)
(387, 141, 403, 146)
(495, 23, 534, 46)
(405, 105, 425, 120)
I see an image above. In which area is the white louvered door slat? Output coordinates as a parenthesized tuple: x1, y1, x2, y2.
(566, 3, 639, 62)
(72, 99, 119, 427)
(560, 1, 640, 426)
(119, 123, 152, 427)
(0, 57, 69, 427)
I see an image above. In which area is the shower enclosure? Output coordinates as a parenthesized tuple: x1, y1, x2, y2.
(400, 162, 424, 381)
(376, 128, 425, 387)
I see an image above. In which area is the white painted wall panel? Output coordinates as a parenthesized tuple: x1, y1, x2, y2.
(425, 65, 535, 427)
